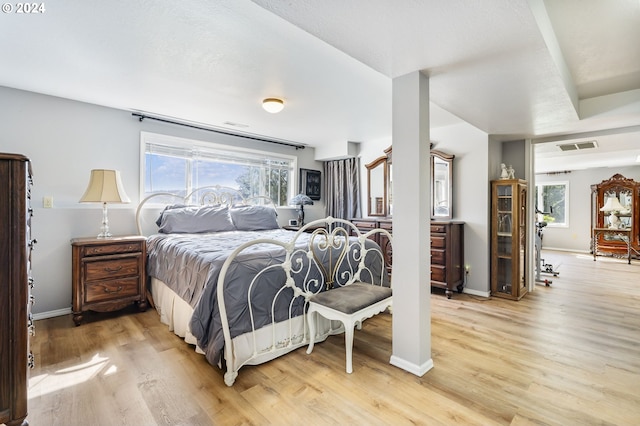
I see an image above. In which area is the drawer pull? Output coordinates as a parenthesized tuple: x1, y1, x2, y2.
(104, 266, 123, 273)
(104, 286, 123, 294)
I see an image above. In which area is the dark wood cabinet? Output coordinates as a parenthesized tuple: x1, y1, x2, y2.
(430, 221, 465, 298)
(0, 153, 33, 426)
(71, 236, 147, 326)
(590, 174, 640, 259)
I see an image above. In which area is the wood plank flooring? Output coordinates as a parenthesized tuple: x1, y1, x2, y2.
(28, 250, 640, 425)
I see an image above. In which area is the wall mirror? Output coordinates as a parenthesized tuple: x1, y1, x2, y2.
(431, 150, 454, 220)
(365, 146, 392, 217)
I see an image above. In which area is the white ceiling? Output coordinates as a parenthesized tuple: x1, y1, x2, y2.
(1, 0, 639, 172)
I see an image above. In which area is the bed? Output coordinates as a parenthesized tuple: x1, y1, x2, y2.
(136, 186, 390, 386)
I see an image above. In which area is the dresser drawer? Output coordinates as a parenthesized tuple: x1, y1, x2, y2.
(431, 224, 447, 233)
(431, 264, 446, 282)
(84, 257, 140, 281)
(83, 241, 143, 257)
(431, 234, 446, 249)
(85, 277, 140, 303)
(431, 249, 445, 265)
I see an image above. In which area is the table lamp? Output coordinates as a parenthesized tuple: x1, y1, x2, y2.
(79, 169, 131, 238)
(599, 196, 625, 229)
(289, 193, 313, 226)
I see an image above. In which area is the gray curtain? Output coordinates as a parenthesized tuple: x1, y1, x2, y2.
(323, 157, 361, 219)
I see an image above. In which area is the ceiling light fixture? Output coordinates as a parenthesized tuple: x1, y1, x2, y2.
(262, 98, 284, 114)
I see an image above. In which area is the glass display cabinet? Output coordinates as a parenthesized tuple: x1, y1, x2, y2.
(491, 179, 528, 300)
(590, 173, 640, 260)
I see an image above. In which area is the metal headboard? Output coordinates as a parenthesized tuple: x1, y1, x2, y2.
(135, 185, 275, 236)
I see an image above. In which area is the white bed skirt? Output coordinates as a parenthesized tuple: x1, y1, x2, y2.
(150, 277, 341, 369)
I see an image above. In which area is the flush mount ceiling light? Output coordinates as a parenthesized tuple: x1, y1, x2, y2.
(262, 98, 284, 113)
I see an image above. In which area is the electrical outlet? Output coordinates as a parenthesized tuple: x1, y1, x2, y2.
(464, 264, 470, 274)
(43, 196, 53, 208)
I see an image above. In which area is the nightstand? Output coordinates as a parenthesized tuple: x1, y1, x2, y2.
(71, 236, 147, 326)
(283, 224, 327, 233)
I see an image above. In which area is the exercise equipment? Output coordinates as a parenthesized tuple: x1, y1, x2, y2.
(535, 208, 559, 286)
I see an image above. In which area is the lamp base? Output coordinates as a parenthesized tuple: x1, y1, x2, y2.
(97, 202, 112, 238)
(608, 212, 621, 229)
(297, 207, 305, 226)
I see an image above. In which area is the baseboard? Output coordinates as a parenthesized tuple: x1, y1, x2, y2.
(32, 307, 71, 320)
(543, 247, 590, 254)
(462, 288, 490, 298)
(389, 355, 434, 377)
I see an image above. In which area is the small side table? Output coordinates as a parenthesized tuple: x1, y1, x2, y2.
(283, 224, 327, 233)
(71, 235, 147, 325)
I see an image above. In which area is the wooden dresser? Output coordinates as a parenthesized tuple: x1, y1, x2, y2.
(0, 153, 34, 426)
(430, 221, 465, 298)
(71, 236, 147, 325)
(350, 218, 464, 297)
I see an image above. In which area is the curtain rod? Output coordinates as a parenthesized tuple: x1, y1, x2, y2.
(132, 112, 306, 150)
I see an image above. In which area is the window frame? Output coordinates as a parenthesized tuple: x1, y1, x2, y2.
(534, 180, 569, 228)
(140, 131, 297, 206)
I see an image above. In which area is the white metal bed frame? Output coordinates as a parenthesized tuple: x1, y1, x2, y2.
(136, 186, 392, 386)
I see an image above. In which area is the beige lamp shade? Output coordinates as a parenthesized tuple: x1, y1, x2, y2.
(79, 169, 130, 203)
(80, 169, 130, 238)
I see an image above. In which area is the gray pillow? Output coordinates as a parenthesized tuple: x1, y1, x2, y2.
(155, 203, 188, 226)
(230, 205, 279, 231)
(158, 205, 236, 233)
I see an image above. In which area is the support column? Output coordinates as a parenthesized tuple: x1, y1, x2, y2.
(390, 71, 433, 375)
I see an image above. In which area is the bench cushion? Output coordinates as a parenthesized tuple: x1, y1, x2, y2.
(310, 283, 392, 315)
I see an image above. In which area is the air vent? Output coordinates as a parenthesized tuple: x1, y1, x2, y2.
(557, 140, 598, 152)
(223, 121, 249, 128)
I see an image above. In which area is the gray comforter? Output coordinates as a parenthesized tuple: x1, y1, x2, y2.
(146, 228, 386, 366)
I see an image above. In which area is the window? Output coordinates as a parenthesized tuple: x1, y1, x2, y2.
(535, 181, 568, 227)
(141, 132, 296, 206)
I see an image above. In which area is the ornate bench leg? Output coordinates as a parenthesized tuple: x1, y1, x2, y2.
(344, 319, 355, 374)
(306, 307, 317, 354)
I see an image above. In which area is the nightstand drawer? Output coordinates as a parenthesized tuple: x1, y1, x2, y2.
(84, 257, 140, 281)
(85, 277, 140, 303)
(351, 220, 376, 230)
(83, 241, 143, 257)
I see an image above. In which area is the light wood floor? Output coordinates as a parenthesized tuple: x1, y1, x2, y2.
(29, 251, 640, 425)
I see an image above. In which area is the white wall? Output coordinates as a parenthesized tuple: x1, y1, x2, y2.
(535, 165, 640, 252)
(358, 137, 392, 216)
(0, 86, 324, 316)
(358, 122, 492, 295)
(432, 123, 491, 295)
